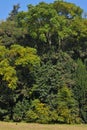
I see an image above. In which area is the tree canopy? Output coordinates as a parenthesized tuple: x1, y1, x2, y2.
(0, 1, 87, 124)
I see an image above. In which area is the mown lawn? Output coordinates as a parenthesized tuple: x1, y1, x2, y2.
(0, 122, 87, 130)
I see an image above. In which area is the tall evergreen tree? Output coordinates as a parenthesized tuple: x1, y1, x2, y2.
(7, 4, 20, 21)
(74, 59, 87, 123)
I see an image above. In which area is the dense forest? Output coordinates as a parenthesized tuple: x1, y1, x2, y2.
(0, 0, 87, 124)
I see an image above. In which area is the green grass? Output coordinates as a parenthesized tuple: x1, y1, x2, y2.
(0, 122, 87, 130)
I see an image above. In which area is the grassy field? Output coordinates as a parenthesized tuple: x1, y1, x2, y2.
(0, 122, 87, 130)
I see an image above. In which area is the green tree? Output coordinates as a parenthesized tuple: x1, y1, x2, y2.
(66, 18, 87, 60)
(57, 85, 80, 124)
(0, 20, 27, 47)
(33, 52, 76, 109)
(7, 4, 20, 21)
(54, 1, 83, 19)
(25, 99, 51, 123)
(17, 2, 72, 53)
(74, 59, 87, 123)
(13, 99, 30, 122)
(0, 44, 40, 120)
(16, 1, 85, 56)
(0, 44, 40, 89)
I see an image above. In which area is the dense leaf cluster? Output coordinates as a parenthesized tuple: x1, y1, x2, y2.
(0, 1, 87, 124)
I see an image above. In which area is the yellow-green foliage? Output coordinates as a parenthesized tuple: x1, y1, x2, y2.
(57, 86, 80, 124)
(0, 59, 17, 89)
(9, 44, 40, 68)
(26, 99, 51, 123)
(0, 44, 40, 89)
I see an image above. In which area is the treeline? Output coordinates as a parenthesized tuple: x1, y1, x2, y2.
(0, 1, 87, 124)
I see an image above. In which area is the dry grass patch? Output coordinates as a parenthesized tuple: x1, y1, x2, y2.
(0, 122, 87, 130)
